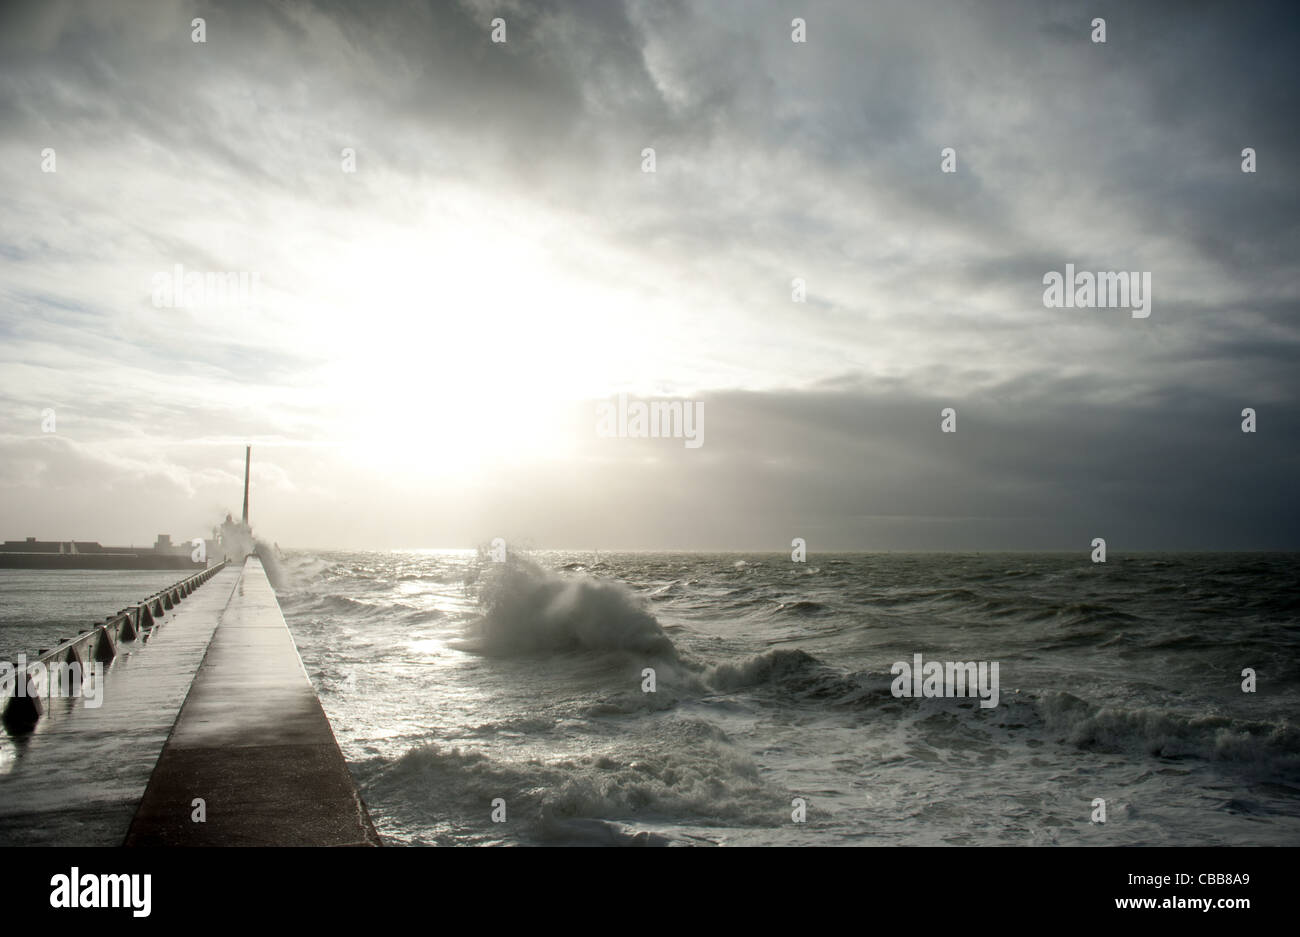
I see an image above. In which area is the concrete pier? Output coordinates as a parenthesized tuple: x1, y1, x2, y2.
(0, 565, 241, 844)
(2, 563, 227, 734)
(125, 557, 379, 846)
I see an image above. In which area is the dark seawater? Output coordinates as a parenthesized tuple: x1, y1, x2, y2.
(276, 551, 1300, 846)
(0, 569, 195, 663)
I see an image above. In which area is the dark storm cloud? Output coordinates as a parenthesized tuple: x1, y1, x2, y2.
(495, 383, 1298, 551)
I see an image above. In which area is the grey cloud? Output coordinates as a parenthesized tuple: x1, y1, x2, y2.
(0, 0, 1296, 549)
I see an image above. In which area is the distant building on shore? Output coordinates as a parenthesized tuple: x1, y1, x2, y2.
(0, 534, 208, 570)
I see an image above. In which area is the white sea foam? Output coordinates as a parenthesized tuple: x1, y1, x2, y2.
(458, 554, 680, 659)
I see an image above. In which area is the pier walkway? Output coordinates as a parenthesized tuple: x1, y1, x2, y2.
(0, 565, 241, 845)
(0, 558, 377, 846)
(125, 557, 378, 846)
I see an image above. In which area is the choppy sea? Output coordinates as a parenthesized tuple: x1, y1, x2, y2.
(271, 550, 1300, 846)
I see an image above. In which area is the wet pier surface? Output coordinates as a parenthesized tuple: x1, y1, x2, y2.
(0, 567, 242, 845)
(125, 558, 379, 846)
(0, 558, 377, 846)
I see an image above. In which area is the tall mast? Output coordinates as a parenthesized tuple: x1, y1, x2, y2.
(242, 445, 251, 525)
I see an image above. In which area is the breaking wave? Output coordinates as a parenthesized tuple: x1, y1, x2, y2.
(458, 555, 680, 659)
(364, 718, 782, 845)
(1037, 691, 1300, 772)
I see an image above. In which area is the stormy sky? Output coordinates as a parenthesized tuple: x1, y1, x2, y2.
(0, 0, 1296, 551)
